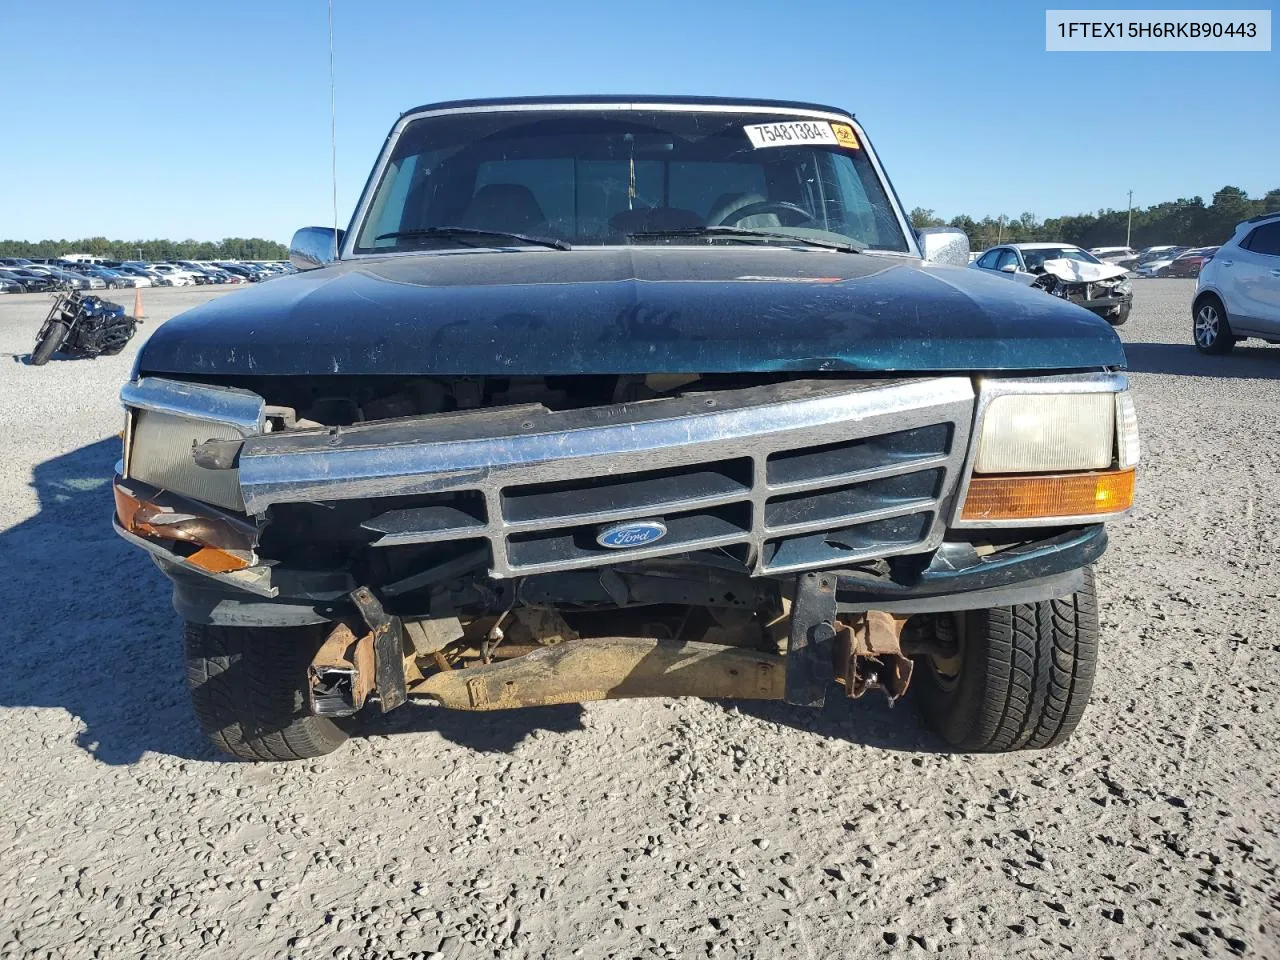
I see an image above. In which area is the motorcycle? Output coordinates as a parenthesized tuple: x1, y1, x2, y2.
(30, 283, 140, 366)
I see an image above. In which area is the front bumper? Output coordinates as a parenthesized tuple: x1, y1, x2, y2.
(116, 505, 1107, 626)
(1080, 295, 1129, 311)
(835, 524, 1106, 612)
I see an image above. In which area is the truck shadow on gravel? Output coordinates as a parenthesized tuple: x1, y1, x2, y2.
(0, 437, 213, 765)
(722, 693, 947, 753)
(1123, 341, 1280, 379)
(350, 694, 942, 755)
(348, 701, 589, 753)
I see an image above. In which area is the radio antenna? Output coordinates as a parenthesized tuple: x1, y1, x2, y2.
(328, 0, 338, 252)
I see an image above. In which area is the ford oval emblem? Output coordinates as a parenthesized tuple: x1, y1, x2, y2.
(596, 520, 668, 549)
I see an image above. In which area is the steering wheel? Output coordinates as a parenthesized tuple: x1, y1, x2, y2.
(714, 200, 815, 227)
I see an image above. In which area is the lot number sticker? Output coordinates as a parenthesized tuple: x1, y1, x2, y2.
(744, 121, 839, 148)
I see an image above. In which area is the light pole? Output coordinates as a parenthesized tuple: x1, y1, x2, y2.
(1126, 190, 1134, 248)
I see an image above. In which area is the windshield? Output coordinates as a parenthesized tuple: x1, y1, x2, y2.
(353, 109, 909, 253)
(1020, 247, 1100, 272)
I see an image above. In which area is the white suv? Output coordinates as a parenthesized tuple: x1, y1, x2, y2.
(1193, 213, 1280, 354)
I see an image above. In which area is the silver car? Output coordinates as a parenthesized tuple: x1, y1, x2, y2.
(971, 243, 1133, 325)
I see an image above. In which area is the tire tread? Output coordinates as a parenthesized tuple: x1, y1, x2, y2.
(185, 623, 346, 761)
(915, 567, 1099, 752)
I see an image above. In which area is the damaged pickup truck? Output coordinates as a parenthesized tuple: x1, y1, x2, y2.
(113, 96, 1139, 761)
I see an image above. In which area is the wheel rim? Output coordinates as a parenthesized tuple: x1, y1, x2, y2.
(926, 614, 964, 691)
(1194, 305, 1219, 346)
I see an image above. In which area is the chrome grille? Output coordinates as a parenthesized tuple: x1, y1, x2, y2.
(238, 378, 976, 578)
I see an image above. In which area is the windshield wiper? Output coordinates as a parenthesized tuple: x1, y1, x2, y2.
(628, 226, 865, 253)
(374, 226, 571, 251)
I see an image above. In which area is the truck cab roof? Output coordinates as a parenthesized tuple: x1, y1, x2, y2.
(400, 94, 856, 119)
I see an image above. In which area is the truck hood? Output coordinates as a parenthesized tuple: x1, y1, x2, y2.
(135, 247, 1126, 376)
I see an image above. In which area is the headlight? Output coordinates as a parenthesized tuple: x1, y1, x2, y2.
(974, 393, 1115, 473)
(1116, 280, 1132, 294)
(958, 382, 1138, 524)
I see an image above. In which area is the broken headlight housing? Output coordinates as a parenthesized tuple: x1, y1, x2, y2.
(119, 378, 265, 512)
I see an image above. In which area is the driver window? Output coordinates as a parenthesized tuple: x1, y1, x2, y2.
(995, 249, 1020, 271)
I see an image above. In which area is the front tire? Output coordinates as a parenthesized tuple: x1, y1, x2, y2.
(185, 623, 347, 761)
(913, 568, 1099, 752)
(1193, 295, 1234, 354)
(1107, 302, 1131, 326)
(30, 319, 69, 365)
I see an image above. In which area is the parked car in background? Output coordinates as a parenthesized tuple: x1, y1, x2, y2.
(170, 261, 222, 283)
(1192, 213, 1280, 354)
(24, 266, 105, 290)
(214, 262, 259, 281)
(971, 242, 1133, 324)
(0, 257, 37, 268)
(74, 265, 140, 288)
(1161, 247, 1218, 278)
(111, 266, 155, 287)
(1089, 246, 1140, 270)
(146, 263, 197, 286)
(1135, 247, 1189, 277)
(0, 268, 56, 292)
(123, 263, 179, 286)
(0, 277, 24, 294)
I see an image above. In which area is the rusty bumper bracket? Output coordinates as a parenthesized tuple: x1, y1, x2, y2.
(308, 623, 375, 717)
(309, 588, 411, 717)
(835, 611, 914, 705)
(785, 572, 837, 708)
(350, 587, 408, 712)
(411, 637, 785, 710)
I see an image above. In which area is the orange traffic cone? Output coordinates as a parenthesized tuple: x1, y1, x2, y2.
(133, 286, 146, 319)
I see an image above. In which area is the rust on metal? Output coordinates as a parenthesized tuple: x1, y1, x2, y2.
(835, 611, 914, 704)
(308, 622, 376, 716)
(410, 637, 786, 711)
(509, 607, 580, 647)
(350, 587, 409, 712)
(403, 615, 465, 655)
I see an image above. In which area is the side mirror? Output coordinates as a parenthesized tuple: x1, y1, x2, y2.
(999, 263, 1019, 273)
(289, 226, 344, 271)
(917, 227, 970, 267)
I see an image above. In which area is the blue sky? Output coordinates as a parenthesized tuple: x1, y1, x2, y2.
(0, 1, 1275, 242)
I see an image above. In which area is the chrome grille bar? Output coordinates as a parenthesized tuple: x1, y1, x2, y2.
(238, 378, 976, 578)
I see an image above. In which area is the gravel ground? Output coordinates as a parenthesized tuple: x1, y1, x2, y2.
(0, 280, 1277, 960)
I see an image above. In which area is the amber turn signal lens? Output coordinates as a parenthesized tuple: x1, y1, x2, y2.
(961, 468, 1135, 522)
(113, 480, 254, 573)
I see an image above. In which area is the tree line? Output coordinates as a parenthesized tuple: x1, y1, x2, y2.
(6, 186, 1279, 260)
(0, 237, 289, 261)
(910, 185, 1280, 251)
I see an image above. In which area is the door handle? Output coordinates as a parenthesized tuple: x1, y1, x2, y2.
(1271, 269, 1280, 278)
(1219, 259, 1233, 266)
